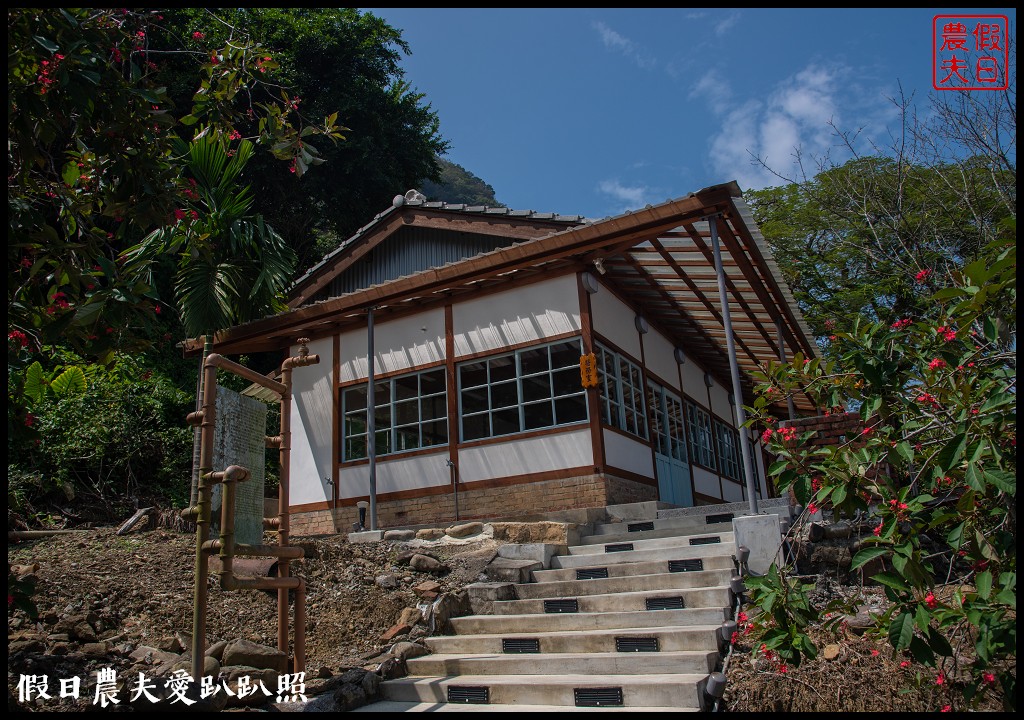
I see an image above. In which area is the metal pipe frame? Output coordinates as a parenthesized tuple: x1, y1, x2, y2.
(188, 344, 319, 680)
(708, 215, 760, 516)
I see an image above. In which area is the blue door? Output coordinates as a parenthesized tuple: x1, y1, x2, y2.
(647, 381, 693, 507)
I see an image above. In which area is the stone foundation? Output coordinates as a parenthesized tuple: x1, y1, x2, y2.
(288, 472, 658, 537)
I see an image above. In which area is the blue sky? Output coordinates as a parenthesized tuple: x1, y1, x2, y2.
(365, 8, 1015, 219)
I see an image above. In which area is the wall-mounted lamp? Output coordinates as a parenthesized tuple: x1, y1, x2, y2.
(673, 347, 687, 365)
(581, 271, 600, 294)
(634, 315, 649, 334)
(593, 258, 607, 275)
(704, 372, 714, 388)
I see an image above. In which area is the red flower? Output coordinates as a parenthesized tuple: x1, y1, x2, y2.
(936, 672, 945, 685)
(925, 592, 938, 609)
(861, 426, 874, 436)
(778, 664, 788, 674)
(828, 335, 837, 341)
(870, 649, 880, 657)
(890, 318, 912, 330)
(873, 523, 882, 536)
(154, 305, 161, 315)
(807, 502, 818, 515)
(983, 672, 996, 685)
(24, 413, 35, 428)
(761, 428, 773, 443)
(192, 31, 204, 39)
(8, 330, 29, 348)
(900, 661, 910, 668)
(737, 611, 748, 623)
(936, 326, 957, 342)
(915, 269, 932, 283)
(928, 358, 946, 370)
(730, 631, 738, 645)
(173, 208, 186, 221)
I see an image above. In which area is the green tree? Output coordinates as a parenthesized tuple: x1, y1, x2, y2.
(421, 158, 503, 206)
(156, 8, 449, 274)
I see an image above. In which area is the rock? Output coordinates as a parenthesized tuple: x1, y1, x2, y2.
(445, 521, 484, 538)
(9, 639, 44, 654)
(46, 633, 70, 642)
(383, 529, 416, 542)
(415, 528, 445, 540)
(408, 626, 428, 641)
(205, 639, 227, 661)
(154, 635, 183, 653)
(81, 641, 111, 658)
(317, 666, 333, 679)
(391, 641, 429, 661)
(810, 545, 852, 568)
(822, 644, 842, 660)
(842, 610, 876, 634)
(490, 521, 570, 544)
(220, 665, 280, 708)
(156, 654, 220, 679)
(50, 642, 71, 656)
(71, 620, 97, 642)
(375, 573, 401, 589)
(395, 551, 416, 566)
(412, 580, 442, 599)
(11, 563, 39, 578)
(430, 592, 470, 633)
(361, 670, 381, 697)
(465, 582, 516, 615)
(409, 554, 447, 574)
(129, 645, 180, 665)
(378, 624, 411, 642)
(333, 683, 367, 711)
(397, 607, 422, 626)
(221, 638, 287, 673)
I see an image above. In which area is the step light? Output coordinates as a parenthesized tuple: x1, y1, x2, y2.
(502, 638, 541, 654)
(705, 513, 734, 524)
(690, 536, 721, 545)
(645, 596, 685, 610)
(668, 558, 704, 572)
(576, 567, 610, 580)
(574, 687, 624, 707)
(615, 636, 660, 652)
(605, 543, 634, 553)
(447, 686, 490, 704)
(544, 598, 579, 613)
(627, 521, 655, 532)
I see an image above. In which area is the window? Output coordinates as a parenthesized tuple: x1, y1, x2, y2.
(458, 338, 588, 441)
(341, 368, 448, 461)
(646, 381, 687, 462)
(714, 419, 741, 481)
(685, 401, 716, 470)
(595, 342, 647, 439)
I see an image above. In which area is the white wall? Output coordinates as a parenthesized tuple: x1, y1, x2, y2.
(458, 428, 592, 483)
(339, 307, 446, 382)
(338, 451, 450, 499)
(680, 354, 710, 406)
(709, 382, 732, 421)
(643, 327, 681, 390)
(602, 429, 654, 479)
(722, 480, 745, 503)
(591, 283, 641, 359)
(693, 467, 721, 501)
(289, 336, 335, 507)
(453, 274, 580, 357)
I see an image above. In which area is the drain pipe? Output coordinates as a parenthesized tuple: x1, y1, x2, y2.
(708, 214, 759, 516)
(447, 459, 459, 521)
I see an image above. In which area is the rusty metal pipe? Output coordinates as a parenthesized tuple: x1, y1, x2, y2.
(186, 410, 204, 426)
(190, 357, 218, 681)
(203, 539, 304, 559)
(294, 580, 306, 674)
(218, 470, 240, 590)
(206, 353, 287, 395)
(265, 435, 282, 448)
(263, 517, 280, 529)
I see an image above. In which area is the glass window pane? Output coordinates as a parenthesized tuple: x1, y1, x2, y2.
(343, 385, 367, 412)
(460, 362, 487, 388)
(374, 429, 391, 455)
(395, 425, 419, 452)
(523, 401, 554, 430)
(555, 395, 587, 424)
(522, 374, 551, 402)
(519, 347, 549, 376)
(549, 340, 580, 369)
(420, 369, 445, 395)
(551, 367, 579, 397)
(489, 355, 516, 382)
(345, 436, 366, 461)
(492, 408, 520, 436)
(374, 404, 391, 427)
(491, 380, 518, 409)
(394, 374, 419, 400)
(343, 415, 366, 436)
(462, 413, 489, 441)
(461, 387, 488, 415)
(394, 399, 418, 426)
(422, 420, 448, 447)
(422, 394, 447, 421)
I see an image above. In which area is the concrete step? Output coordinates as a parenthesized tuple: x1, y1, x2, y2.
(516, 568, 733, 600)
(493, 586, 730, 615)
(425, 624, 722, 655)
(550, 542, 735, 570)
(533, 554, 735, 583)
(353, 701, 694, 712)
(379, 673, 709, 709)
(584, 514, 740, 544)
(407, 650, 717, 677)
(450, 607, 729, 635)
(567, 531, 735, 556)
(656, 497, 792, 522)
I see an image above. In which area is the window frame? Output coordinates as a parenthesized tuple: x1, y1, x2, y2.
(595, 341, 648, 440)
(685, 400, 717, 471)
(713, 418, 741, 481)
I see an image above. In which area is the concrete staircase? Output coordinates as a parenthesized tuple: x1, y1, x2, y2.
(356, 502, 760, 713)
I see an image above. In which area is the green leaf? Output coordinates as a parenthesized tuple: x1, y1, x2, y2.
(831, 484, 847, 505)
(851, 546, 888, 571)
(914, 604, 931, 632)
(908, 635, 936, 665)
(50, 366, 87, 397)
(894, 442, 915, 464)
(23, 361, 46, 403)
(33, 35, 59, 52)
(927, 630, 953, 657)
(873, 572, 911, 593)
(983, 469, 1016, 495)
(983, 316, 998, 342)
(933, 432, 967, 471)
(975, 570, 992, 600)
(888, 612, 915, 651)
(768, 459, 789, 476)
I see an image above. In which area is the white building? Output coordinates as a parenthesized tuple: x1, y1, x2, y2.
(203, 183, 817, 534)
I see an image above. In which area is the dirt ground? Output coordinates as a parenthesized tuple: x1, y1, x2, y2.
(7, 526, 1011, 713)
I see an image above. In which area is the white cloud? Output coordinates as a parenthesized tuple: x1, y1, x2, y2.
(700, 63, 851, 190)
(597, 179, 651, 213)
(592, 21, 656, 69)
(689, 69, 733, 116)
(714, 10, 741, 36)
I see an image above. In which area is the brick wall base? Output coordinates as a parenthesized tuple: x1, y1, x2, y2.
(288, 472, 658, 537)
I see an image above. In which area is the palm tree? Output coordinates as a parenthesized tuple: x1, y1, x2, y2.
(122, 133, 296, 500)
